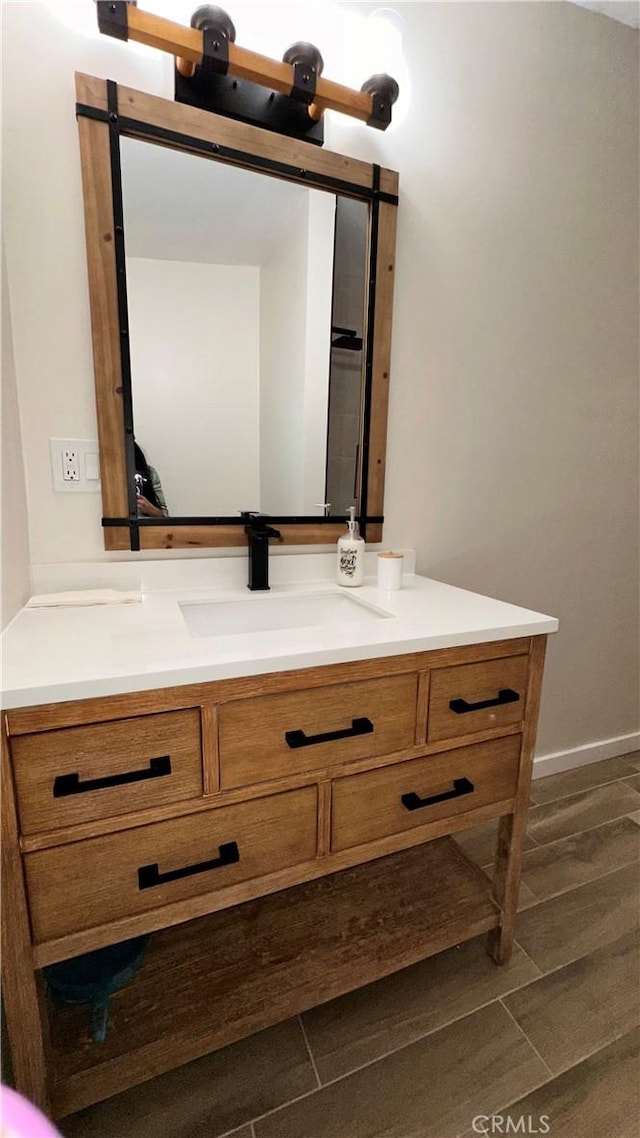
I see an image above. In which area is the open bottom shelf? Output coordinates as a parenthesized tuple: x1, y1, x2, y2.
(48, 837, 501, 1117)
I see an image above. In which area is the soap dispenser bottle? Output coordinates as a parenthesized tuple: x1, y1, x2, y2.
(337, 506, 365, 587)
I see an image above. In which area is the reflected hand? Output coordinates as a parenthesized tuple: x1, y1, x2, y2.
(136, 493, 164, 518)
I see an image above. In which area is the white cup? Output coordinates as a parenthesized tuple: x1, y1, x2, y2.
(377, 551, 404, 591)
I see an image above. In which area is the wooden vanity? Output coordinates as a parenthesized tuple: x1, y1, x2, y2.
(2, 631, 546, 1120)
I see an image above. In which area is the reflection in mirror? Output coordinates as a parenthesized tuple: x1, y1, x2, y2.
(326, 198, 369, 517)
(120, 138, 369, 519)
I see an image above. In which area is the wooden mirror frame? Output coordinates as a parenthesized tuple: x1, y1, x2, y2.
(75, 73, 398, 551)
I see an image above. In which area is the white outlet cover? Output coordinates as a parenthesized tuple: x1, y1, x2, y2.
(50, 439, 101, 493)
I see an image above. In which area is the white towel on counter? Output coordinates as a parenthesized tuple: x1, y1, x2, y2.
(26, 589, 142, 608)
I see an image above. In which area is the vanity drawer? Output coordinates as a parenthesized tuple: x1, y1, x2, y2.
(427, 656, 529, 743)
(331, 736, 521, 853)
(12, 711, 203, 836)
(25, 785, 318, 942)
(218, 674, 418, 790)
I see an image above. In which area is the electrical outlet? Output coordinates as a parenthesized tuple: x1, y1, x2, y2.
(62, 448, 80, 482)
(50, 439, 101, 493)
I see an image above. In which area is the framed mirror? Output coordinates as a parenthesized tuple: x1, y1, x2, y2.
(75, 73, 398, 551)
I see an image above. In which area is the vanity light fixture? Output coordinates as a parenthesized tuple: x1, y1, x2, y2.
(96, 2, 400, 143)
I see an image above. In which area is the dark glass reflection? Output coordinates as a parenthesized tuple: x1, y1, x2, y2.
(325, 198, 369, 517)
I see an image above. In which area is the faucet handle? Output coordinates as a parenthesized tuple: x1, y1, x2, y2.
(241, 511, 282, 541)
(314, 503, 331, 517)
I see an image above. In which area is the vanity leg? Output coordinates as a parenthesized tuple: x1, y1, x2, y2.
(1, 732, 50, 1113)
(486, 634, 547, 966)
(487, 813, 524, 964)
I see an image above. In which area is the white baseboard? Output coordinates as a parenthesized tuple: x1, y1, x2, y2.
(533, 731, 640, 780)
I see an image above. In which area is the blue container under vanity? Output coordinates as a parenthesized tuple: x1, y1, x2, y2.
(43, 936, 149, 1043)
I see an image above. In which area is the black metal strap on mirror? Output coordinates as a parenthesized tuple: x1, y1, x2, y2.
(76, 90, 398, 205)
(103, 78, 140, 549)
(102, 514, 385, 529)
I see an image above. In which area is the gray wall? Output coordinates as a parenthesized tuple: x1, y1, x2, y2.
(329, 2, 640, 756)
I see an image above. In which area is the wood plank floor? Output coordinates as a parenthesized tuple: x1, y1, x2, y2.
(60, 751, 640, 1138)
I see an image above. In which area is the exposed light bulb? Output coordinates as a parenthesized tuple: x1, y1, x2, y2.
(333, 5, 410, 129)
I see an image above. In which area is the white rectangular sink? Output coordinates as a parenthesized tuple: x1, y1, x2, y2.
(180, 591, 392, 637)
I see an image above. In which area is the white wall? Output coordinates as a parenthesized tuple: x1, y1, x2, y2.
(2, 2, 638, 759)
(329, 2, 640, 757)
(127, 258, 260, 516)
(259, 190, 334, 515)
(259, 197, 310, 514)
(1, 250, 30, 629)
(2, 2, 166, 564)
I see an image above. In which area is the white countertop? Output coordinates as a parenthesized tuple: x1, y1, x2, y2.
(1, 555, 558, 710)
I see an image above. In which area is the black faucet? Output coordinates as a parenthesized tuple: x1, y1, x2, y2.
(242, 512, 283, 591)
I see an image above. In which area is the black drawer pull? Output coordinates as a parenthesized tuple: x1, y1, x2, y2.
(53, 755, 172, 798)
(401, 777, 475, 812)
(138, 841, 240, 890)
(449, 688, 520, 715)
(285, 716, 373, 749)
